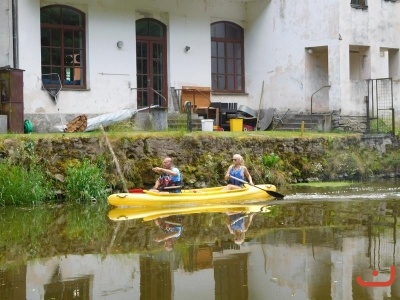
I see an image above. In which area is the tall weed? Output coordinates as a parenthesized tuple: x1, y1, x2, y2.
(0, 163, 54, 206)
(65, 159, 108, 202)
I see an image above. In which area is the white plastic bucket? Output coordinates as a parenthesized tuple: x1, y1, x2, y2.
(201, 119, 214, 131)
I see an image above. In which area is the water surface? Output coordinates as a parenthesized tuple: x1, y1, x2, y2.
(1, 180, 400, 300)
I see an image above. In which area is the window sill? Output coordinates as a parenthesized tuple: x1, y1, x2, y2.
(351, 4, 368, 10)
(42, 87, 91, 92)
(61, 88, 91, 91)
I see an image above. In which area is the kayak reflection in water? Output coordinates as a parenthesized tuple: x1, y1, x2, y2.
(154, 217, 183, 251)
(225, 212, 255, 245)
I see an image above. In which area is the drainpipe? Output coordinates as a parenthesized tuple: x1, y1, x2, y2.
(310, 85, 331, 115)
(12, 0, 19, 68)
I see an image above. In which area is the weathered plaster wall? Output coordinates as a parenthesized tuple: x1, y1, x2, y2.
(17, 0, 246, 129)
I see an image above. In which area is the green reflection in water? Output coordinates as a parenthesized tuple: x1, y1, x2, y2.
(0, 202, 109, 266)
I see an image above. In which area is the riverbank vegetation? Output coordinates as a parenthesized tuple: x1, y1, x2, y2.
(0, 130, 399, 206)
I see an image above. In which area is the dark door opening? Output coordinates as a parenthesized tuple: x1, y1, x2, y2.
(136, 19, 167, 108)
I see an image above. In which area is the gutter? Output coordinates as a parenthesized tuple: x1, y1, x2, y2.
(12, 0, 18, 68)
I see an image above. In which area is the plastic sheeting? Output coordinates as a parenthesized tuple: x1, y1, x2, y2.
(85, 105, 159, 132)
(52, 105, 159, 132)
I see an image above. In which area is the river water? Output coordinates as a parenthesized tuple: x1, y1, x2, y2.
(1, 180, 400, 300)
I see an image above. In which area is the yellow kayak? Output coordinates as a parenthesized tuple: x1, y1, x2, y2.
(108, 203, 273, 222)
(107, 184, 278, 207)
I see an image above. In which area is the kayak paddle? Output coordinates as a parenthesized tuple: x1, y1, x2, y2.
(229, 175, 285, 199)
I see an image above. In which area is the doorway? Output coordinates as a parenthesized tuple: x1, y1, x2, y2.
(136, 19, 168, 108)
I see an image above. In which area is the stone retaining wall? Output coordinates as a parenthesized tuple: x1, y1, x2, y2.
(0, 133, 398, 189)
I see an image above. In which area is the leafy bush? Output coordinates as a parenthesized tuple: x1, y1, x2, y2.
(0, 164, 54, 206)
(65, 159, 108, 202)
(262, 153, 280, 168)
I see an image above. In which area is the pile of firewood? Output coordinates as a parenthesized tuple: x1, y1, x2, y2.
(65, 115, 87, 133)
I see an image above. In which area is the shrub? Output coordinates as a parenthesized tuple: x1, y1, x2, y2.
(0, 164, 54, 206)
(65, 159, 108, 202)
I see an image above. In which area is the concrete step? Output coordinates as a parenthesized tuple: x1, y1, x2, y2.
(274, 113, 331, 131)
(168, 113, 203, 131)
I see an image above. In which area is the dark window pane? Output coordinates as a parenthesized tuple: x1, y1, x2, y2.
(41, 28, 51, 46)
(227, 59, 234, 74)
(149, 21, 163, 37)
(42, 48, 51, 65)
(136, 20, 149, 36)
(226, 23, 242, 39)
(137, 42, 147, 58)
(211, 42, 217, 57)
(235, 59, 242, 73)
(52, 48, 61, 65)
(64, 31, 73, 47)
(137, 75, 143, 88)
(143, 59, 148, 73)
(211, 23, 225, 38)
(236, 76, 242, 90)
(74, 31, 82, 48)
(153, 43, 162, 59)
(217, 75, 225, 90)
(137, 59, 143, 74)
(42, 66, 51, 75)
(217, 42, 225, 57)
(52, 29, 61, 47)
(136, 19, 165, 37)
(227, 75, 234, 90)
(227, 43, 234, 58)
(153, 76, 160, 90)
(41, 7, 61, 24)
(212, 75, 218, 89)
(62, 7, 82, 26)
(234, 43, 241, 58)
(218, 59, 225, 74)
(52, 68, 61, 78)
(211, 58, 217, 73)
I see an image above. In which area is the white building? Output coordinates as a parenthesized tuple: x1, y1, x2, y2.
(0, 0, 399, 132)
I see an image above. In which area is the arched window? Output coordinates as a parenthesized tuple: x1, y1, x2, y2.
(41, 5, 86, 89)
(211, 22, 244, 93)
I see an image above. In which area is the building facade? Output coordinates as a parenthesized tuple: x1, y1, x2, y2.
(0, 0, 399, 132)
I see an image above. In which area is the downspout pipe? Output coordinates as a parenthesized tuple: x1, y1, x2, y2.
(12, 0, 19, 68)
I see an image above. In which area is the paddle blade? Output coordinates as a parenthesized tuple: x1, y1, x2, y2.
(266, 190, 285, 200)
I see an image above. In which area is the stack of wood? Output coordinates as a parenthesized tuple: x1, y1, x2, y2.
(65, 115, 87, 133)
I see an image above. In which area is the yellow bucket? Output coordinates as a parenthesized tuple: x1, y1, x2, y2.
(230, 118, 243, 131)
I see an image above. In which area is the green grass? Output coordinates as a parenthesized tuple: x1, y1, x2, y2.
(0, 129, 360, 142)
